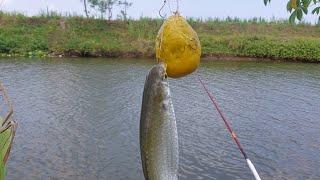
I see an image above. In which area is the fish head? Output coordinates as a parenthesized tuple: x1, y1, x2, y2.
(147, 62, 169, 102)
(149, 62, 167, 82)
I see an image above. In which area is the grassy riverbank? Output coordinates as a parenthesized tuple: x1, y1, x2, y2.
(0, 12, 320, 62)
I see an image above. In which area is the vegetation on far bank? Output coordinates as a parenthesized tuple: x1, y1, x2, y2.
(0, 12, 320, 62)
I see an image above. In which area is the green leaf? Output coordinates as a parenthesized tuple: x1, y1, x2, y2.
(287, 1, 293, 12)
(312, 7, 320, 14)
(289, 10, 297, 23)
(302, 6, 308, 14)
(297, 9, 303, 20)
(302, 0, 311, 7)
(296, 0, 301, 7)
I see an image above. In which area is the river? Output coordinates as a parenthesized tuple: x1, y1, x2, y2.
(0, 58, 319, 180)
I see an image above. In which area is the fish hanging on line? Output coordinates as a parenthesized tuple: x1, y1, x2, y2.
(140, 63, 179, 180)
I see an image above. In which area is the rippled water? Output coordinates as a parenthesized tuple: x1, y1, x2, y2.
(0, 58, 319, 180)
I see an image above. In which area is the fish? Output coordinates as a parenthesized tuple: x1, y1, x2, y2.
(140, 62, 179, 180)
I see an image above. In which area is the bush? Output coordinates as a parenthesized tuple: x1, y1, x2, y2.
(0, 12, 319, 61)
(0, 37, 18, 53)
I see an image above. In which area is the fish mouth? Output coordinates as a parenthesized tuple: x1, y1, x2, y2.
(162, 71, 168, 81)
(146, 62, 168, 87)
(158, 62, 168, 81)
(164, 73, 168, 80)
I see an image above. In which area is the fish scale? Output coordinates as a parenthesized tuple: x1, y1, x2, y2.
(140, 63, 179, 180)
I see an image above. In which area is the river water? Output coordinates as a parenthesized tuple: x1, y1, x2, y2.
(0, 58, 319, 180)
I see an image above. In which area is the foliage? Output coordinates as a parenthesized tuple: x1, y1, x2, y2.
(81, 0, 89, 18)
(264, 0, 320, 23)
(202, 36, 320, 61)
(118, 0, 132, 20)
(89, 0, 117, 20)
(0, 12, 319, 61)
(82, 0, 132, 20)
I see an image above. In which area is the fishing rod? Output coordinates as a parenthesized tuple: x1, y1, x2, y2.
(197, 75, 262, 180)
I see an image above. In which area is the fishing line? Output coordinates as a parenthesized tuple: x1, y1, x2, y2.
(167, 0, 173, 14)
(197, 74, 262, 180)
(175, 0, 180, 14)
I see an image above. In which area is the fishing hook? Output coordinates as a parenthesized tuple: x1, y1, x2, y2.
(175, 0, 180, 14)
(159, 0, 167, 19)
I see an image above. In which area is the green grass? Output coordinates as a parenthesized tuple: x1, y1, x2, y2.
(0, 11, 319, 61)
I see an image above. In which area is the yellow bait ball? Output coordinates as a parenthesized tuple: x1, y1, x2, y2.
(155, 14, 201, 78)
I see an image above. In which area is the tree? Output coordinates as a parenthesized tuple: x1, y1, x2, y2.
(118, 0, 132, 20)
(89, 0, 117, 21)
(264, 0, 320, 23)
(82, 0, 89, 18)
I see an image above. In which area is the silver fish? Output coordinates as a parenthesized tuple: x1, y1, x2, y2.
(140, 63, 179, 180)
